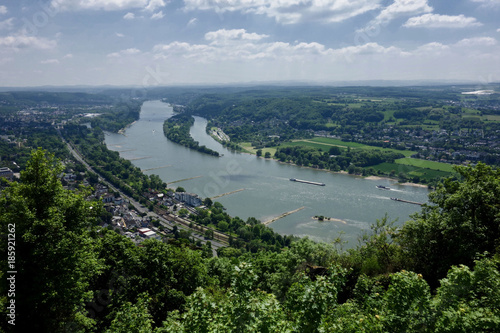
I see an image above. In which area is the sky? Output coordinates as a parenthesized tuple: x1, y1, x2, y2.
(0, 0, 499, 87)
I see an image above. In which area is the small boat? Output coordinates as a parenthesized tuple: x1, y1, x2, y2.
(376, 185, 390, 190)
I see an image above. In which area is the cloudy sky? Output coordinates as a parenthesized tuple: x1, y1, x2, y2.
(0, 0, 499, 86)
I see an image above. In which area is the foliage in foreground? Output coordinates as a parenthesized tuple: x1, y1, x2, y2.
(1, 151, 499, 332)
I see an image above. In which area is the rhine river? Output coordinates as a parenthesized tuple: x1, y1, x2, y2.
(105, 100, 431, 247)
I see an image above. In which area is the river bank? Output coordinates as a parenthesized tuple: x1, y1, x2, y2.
(105, 100, 431, 247)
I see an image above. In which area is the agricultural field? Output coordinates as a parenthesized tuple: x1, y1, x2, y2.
(395, 158, 457, 173)
(239, 142, 277, 156)
(285, 137, 415, 157)
(371, 162, 453, 182)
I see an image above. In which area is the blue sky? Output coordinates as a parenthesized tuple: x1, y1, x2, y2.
(0, 0, 499, 86)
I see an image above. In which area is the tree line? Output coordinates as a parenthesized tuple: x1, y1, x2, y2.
(274, 145, 404, 175)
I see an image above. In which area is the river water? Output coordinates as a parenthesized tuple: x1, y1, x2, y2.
(105, 100, 430, 247)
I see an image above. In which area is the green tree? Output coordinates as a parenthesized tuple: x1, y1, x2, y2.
(159, 262, 291, 332)
(432, 256, 500, 332)
(178, 208, 189, 217)
(0, 149, 103, 332)
(203, 197, 213, 207)
(285, 264, 348, 332)
(399, 163, 500, 286)
(105, 294, 153, 333)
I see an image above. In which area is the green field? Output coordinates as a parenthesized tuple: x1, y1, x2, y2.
(372, 162, 452, 182)
(485, 115, 500, 122)
(293, 137, 415, 157)
(395, 158, 456, 173)
(280, 141, 332, 150)
(239, 142, 277, 156)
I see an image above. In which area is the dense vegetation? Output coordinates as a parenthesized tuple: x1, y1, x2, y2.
(274, 145, 404, 175)
(163, 114, 220, 157)
(1, 149, 499, 332)
(63, 123, 165, 200)
(89, 100, 142, 133)
(190, 202, 296, 254)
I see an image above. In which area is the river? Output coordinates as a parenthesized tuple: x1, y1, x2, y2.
(105, 100, 430, 247)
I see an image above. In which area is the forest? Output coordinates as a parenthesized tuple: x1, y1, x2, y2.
(1, 149, 499, 332)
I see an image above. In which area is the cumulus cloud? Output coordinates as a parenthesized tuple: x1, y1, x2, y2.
(151, 10, 164, 19)
(144, 0, 166, 12)
(0, 35, 57, 51)
(454, 36, 497, 47)
(0, 18, 14, 30)
(124, 12, 135, 19)
(414, 42, 450, 55)
(41, 58, 60, 64)
(107, 47, 141, 57)
(51, 0, 165, 11)
(360, 0, 432, 32)
(0, 5, 7, 15)
(152, 28, 406, 63)
(403, 14, 482, 28)
(183, 0, 382, 24)
(205, 29, 269, 43)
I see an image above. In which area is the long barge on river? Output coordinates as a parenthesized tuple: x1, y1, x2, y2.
(390, 197, 423, 206)
(290, 178, 326, 186)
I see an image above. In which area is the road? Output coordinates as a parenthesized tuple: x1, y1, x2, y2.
(58, 128, 225, 254)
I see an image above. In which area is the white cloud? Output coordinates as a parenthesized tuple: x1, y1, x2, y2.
(187, 17, 198, 26)
(403, 14, 482, 28)
(144, 0, 166, 11)
(63, 53, 73, 58)
(116, 32, 125, 37)
(153, 28, 405, 63)
(205, 29, 269, 43)
(497, 28, 500, 32)
(151, 10, 164, 19)
(107, 47, 141, 57)
(0, 18, 14, 30)
(0, 35, 57, 51)
(414, 42, 450, 55)
(0, 5, 7, 15)
(455, 37, 497, 47)
(124, 12, 135, 19)
(51, 0, 165, 11)
(183, 0, 382, 24)
(41, 59, 60, 64)
(360, 0, 432, 32)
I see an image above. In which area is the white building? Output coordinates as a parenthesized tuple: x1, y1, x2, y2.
(174, 192, 202, 207)
(0, 167, 14, 181)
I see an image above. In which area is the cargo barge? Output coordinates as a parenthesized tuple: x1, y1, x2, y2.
(290, 178, 326, 186)
(390, 197, 423, 206)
